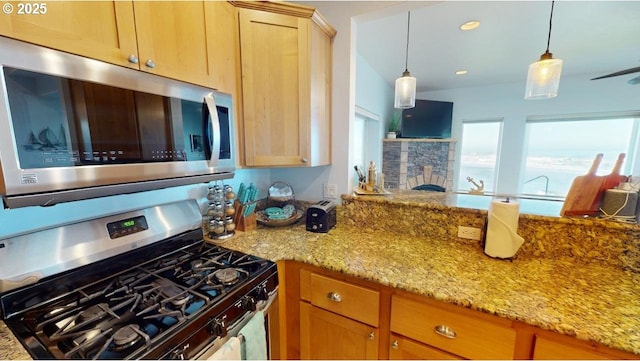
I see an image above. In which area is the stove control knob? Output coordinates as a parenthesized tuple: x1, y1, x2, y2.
(169, 343, 190, 360)
(256, 285, 269, 301)
(207, 316, 227, 338)
(242, 295, 257, 312)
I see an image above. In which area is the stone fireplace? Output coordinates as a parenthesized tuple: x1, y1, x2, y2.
(382, 139, 456, 190)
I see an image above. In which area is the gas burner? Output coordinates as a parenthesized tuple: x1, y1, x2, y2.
(113, 324, 142, 348)
(214, 268, 240, 285)
(78, 303, 108, 323)
(152, 278, 190, 307)
(191, 259, 204, 270)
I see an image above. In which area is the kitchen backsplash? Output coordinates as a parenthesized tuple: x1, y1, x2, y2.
(340, 195, 640, 272)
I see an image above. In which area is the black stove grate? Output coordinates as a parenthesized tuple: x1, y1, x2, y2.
(1, 229, 277, 360)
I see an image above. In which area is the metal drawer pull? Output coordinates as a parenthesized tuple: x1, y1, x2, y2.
(434, 325, 457, 339)
(327, 292, 342, 302)
(145, 59, 156, 68)
(391, 340, 399, 349)
(127, 54, 139, 64)
(368, 332, 375, 341)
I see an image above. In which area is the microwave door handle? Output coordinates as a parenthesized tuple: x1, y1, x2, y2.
(204, 93, 221, 167)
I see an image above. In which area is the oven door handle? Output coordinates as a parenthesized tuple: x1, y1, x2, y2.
(203, 93, 221, 168)
(194, 311, 254, 360)
(194, 290, 277, 360)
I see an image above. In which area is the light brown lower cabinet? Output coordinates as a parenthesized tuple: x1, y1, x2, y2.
(282, 261, 639, 360)
(300, 302, 379, 359)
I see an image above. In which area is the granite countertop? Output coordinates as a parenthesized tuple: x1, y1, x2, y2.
(206, 221, 640, 356)
(0, 321, 30, 360)
(2, 208, 638, 359)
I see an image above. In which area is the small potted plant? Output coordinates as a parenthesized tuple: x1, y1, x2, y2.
(387, 111, 401, 138)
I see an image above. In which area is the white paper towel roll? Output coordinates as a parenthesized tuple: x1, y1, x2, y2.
(484, 199, 524, 259)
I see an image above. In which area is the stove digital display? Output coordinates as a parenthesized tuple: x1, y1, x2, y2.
(106, 215, 148, 239)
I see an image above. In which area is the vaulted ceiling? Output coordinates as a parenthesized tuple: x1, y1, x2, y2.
(356, 1, 640, 92)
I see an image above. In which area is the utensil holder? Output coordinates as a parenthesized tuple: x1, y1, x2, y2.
(234, 200, 257, 232)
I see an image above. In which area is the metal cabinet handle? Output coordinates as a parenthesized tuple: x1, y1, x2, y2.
(391, 339, 399, 349)
(301, 158, 308, 163)
(368, 332, 375, 341)
(145, 59, 156, 68)
(434, 324, 456, 339)
(127, 54, 139, 64)
(327, 292, 342, 302)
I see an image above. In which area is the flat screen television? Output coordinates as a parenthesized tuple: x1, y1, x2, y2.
(400, 99, 453, 139)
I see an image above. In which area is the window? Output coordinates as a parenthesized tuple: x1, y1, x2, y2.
(523, 115, 638, 197)
(458, 120, 503, 193)
(353, 107, 382, 174)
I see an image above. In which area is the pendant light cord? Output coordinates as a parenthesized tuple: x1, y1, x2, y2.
(545, 1, 555, 53)
(404, 11, 411, 71)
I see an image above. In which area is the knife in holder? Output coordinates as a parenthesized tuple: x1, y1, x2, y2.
(233, 199, 257, 231)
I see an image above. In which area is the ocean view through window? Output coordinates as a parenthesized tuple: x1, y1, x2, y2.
(523, 116, 637, 197)
(458, 113, 639, 199)
(458, 120, 502, 193)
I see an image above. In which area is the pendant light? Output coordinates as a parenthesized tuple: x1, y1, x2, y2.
(394, 11, 416, 109)
(524, 1, 563, 100)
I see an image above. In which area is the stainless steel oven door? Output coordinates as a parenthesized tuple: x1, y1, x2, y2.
(195, 292, 279, 360)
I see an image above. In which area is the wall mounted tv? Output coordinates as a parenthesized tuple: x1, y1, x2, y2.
(400, 99, 453, 139)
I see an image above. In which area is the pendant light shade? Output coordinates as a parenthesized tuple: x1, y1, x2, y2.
(524, 1, 563, 100)
(395, 12, 416, 109)
(395, 71, 416, 109)
(524, 52, 563, 99)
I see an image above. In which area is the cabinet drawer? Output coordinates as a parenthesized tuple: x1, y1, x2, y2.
(309, 273, 380, 327)
(391, 295, 516, 359)
(533, 336, 610, 360)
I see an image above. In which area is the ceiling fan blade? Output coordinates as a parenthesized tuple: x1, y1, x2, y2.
(591, 66, 640, 80)
(628, 75, 640, 85)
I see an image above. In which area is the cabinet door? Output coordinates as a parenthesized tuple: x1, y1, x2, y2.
(132, 1, 215, 87)
(300, 302, 378, 360)
(389, 334, 461, 360)
(0, 1, 138, 68)
(205, 1, 239, 95)
(238, 8, 310, 167)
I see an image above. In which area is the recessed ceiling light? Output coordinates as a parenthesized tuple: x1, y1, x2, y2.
(460, 21, 480, 31)
(456, 70, 468, 75)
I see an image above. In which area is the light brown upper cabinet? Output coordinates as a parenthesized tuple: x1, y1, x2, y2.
(0, 1, 138, 68)
(234, 2, 335, 167)
(0, 1, 224, 88)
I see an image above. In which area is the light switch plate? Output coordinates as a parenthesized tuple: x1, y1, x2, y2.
(323, 184, 338, 199)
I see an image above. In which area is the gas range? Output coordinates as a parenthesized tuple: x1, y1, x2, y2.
(0, 200, 278, 360)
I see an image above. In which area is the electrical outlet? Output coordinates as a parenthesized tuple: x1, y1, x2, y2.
(323, 183, 338, 199)
(458, 226, 481, 240)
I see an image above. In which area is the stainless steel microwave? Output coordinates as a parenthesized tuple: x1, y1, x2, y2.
(0, 37, 236, 208)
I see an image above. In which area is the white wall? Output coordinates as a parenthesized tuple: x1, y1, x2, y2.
(419, 74, 640, 194)
(356, 53, 394, 124)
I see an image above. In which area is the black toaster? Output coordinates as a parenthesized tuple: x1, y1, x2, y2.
(306, 200, 336, 233)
